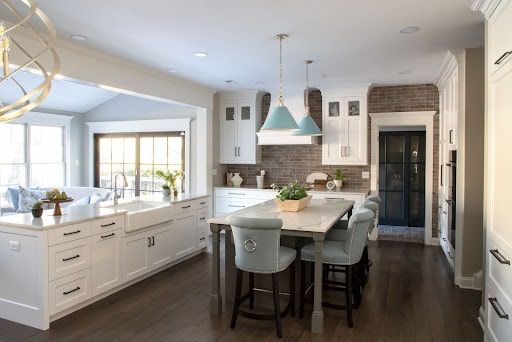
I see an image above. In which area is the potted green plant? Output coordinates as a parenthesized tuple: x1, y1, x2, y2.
(272, 181, 312, 212)
(334, 169, 346, 189)
(31, 201, 43, 218)
(156, 169, 184, 197)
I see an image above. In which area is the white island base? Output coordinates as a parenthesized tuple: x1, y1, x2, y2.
(0, 195, 209, 330)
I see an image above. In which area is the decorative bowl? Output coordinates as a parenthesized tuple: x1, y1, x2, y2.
(274, 195, 312, 212)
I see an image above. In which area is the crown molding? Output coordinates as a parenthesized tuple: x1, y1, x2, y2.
(471, 0, 502, 18)
(435, 51, 458, 87)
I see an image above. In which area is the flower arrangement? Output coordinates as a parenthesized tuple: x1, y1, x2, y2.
(156, 169, 184, 196)
(272, 181, 312, 212)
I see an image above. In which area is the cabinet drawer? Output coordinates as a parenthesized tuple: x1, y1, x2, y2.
(489, 239, 512, 299)
(49, 238, 92, 281)
(487, 277, 512, 342)
(489, 0, 512, 74)
(49, 269, 91, 315)
(215, 188, 258, 199)
(197, 227, 208, 249)
(215, 197, 246, 215)
(196, 198, 209, 209)
(197, 210, 208, 228)
(48, 222, 92, 246)
(174, 200, 196, 215)
(91, 215, 124, 235)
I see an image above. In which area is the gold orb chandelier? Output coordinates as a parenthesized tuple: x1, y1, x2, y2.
(0, 0, 60, 123)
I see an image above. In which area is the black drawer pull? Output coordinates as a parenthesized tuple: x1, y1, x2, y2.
(63, 230, 81, 236)
(101, 222, 116, 228)
(200, 217, 206, 220)
(101, 233, 115, 239)
(495, 51, 512, 65)
(490, 249, 510, 265)
(62, 254, 80, 262)
(148, 237, 152, 248)
(228, 192, 245, 196)
(151, 236, 155, 246)
(489, 297, 509, 319)
(200, 201, 206, 205)
(182, 205, 191, 209)
(63, 286, 81, 295)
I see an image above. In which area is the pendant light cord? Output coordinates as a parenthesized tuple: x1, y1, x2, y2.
(278, 35, 284, 106)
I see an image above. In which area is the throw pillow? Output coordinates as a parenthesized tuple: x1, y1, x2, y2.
(17, 186, 44, 213)
(67, 196, 90, 208)
(89, 193, 103, 204)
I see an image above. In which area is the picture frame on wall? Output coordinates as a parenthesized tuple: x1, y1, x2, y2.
(328, 102, 340, 117)
(348, 101, 360, 116)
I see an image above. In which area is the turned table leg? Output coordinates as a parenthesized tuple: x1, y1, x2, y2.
(311, 233, 325, 333)
(210, 223, 223, 315)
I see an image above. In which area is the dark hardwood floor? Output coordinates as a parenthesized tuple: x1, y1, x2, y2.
(0, 240, 483, 342)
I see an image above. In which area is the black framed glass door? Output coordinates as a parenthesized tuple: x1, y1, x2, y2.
(378, 131, 426, 227)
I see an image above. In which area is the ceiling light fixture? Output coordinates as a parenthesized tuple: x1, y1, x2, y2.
(259, 34, 299, 131)
(399, 26, 421, 34)
(70, 34, 87, 41)
(294, 60, 322, 136)
(194, 52, 208, 57)
(0, 0, 60, 123)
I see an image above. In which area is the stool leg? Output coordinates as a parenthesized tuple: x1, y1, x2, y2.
(230, 269, 243, 329)
(346, 265, 354, 328)
(272, 273, 283, 338)
(352, 263, 362, 308)
(290, 262, 295, 317)
(249, 272, 255, 310)
(300, 260, 306, 318)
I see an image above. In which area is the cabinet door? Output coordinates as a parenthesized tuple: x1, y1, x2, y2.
(220, 104, 238, 163)
(92, 229, 122, 296)
(488, 62, 512, 253)
(322, 98, 343, 164)
(148, 224, 172, 269)
(122, 231, 150, 282)
(344, 97, 367, 164)
(172, 212, 197, 260)
(237, 104, 256, 163)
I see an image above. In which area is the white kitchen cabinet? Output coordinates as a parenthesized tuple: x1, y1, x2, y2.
(148, 224, 172, 269)
(219, 91, 263, 164)
(322, 88, 369, 165)
(121, 231, 150, 282)
(172, 212, 197, 260)
(92, 229, 122, 296)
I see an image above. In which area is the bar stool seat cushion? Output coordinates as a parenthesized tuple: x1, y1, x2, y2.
(278, 246, 297, 272)
(301, 240, 352, 265)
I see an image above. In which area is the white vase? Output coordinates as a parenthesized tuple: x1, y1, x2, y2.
(162, 188, 170, 197)
(334, 180, 343, 189)
(231, 173, 243, 187)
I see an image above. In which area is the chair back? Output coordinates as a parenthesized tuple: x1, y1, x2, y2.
(361, 199, 379, 213)
(227, 216, 283, 273)
(344, 208, 375, 264)
(366, 194, 381, 204)
(363, 197, 380, 234)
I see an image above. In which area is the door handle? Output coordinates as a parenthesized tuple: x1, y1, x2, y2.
(489, 297, 509, 319)
(495, 51, 512, 65)
(148, 237, 152, 247)
(151, 236, 155, 246)
(490, 249, 510, 265)
(234, 147, 237, 157)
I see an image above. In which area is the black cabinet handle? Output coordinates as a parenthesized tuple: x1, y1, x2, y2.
(101, 233, 115, 239)
(101, 222, 116, 228)
(148, 237, 152, 247)
(200, 217, 206, 220)
(62, 254, 80, 262)
(63, 286, 81, 295)
(489, 297, 509, 319)
(182, 205, 191, 209)
(490, 249, 510, 265)
(63, 230, 81, 236)
(200, 237, 206, 241)
(200, 201, 206, 205)
(151, 236, 155, 246)
(495, 51, 512, 65)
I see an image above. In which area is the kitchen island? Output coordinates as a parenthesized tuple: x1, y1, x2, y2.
(0, 194, 209, 330)
(208, 198, 354, 334)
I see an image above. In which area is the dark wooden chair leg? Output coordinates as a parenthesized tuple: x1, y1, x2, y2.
(249, 272, 255, 310)
(352, 263, 362, 308)
(272, 273, 283, 338)
(346, 265, 354, 328)
(299, 260, 306, 318)
(231, 269, 243, 329)
(290, 262, 296, 317)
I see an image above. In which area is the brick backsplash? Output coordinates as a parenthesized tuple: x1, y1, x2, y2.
(221, 84, 440, 237)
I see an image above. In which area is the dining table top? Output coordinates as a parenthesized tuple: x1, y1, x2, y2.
(208, 198, 354, 235)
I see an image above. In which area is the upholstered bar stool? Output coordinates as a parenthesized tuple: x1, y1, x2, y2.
(299, 208, 374, 327)
(227, 216, 296, 339)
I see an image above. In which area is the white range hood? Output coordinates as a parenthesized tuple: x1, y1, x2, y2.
(257, 88, 319, 145)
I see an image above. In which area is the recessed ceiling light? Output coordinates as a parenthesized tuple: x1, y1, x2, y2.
(399, 70, 412, 74)
(224, 80, 234, 83)
(194, 52, 208, 57)
(167, 68, 178, 73)
(399, 26, 421, 34)
(70, 34, 87, 41)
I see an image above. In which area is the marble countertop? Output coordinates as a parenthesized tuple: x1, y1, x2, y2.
(0, 193, 209, 230)
(214, 185, 369, 195)
(208, 198, 354, 234)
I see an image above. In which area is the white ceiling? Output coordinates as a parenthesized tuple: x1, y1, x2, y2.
(36, 0, 483, 91)
(0, 71, 119, 113)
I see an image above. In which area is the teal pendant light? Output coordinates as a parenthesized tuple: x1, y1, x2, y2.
(293, 60, 322, 136)
(259, 34, 299, 131)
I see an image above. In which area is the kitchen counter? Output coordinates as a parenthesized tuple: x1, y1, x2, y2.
(215, 185, 369, 194)
(0, 193, 209, 230)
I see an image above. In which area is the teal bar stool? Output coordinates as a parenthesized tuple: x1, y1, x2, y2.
(299, 208, 374, 327)
(227, 216, 296, 339)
